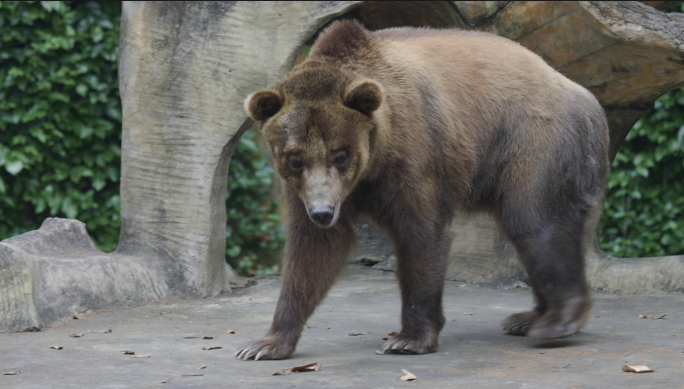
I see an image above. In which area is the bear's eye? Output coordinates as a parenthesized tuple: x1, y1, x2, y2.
(288, 157, 304, 171)
(332, 150, 348, 167)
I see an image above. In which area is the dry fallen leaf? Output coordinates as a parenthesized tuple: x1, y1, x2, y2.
(640, 314, 667, 320)
(69, 333, 84, 338)
(622, 364, 654, 373)
(2, 371, 20, 375)
(349, 331, 371, 336)
(198, 365, 206, 370)
(400, 369, 418, 381)
(291, 363, 321, 372)
(383, 331, 398, 340)
(201, 347, 222, 350)
(226, 329, 235, 334)
(307, 326, 317, 329)
(120, 350, 135, 355)
(451, 319, 457, 322)
(132, 354, 151, 358)
(50, 345, 63, 350)
(273, 362, 321, 376)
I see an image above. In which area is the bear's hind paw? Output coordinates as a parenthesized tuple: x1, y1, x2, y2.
(502, 310, 540, 336)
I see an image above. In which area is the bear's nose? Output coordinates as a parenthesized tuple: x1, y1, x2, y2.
(310, 206, 334, 227)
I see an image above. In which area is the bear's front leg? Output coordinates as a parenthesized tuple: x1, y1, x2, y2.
(382, 219, 453, 354)
(236, 191, 355, 360)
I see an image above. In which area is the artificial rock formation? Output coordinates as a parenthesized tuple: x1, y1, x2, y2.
(1, 1, 683, 332)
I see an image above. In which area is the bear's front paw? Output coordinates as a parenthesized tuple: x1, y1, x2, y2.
(381, 332, 439, 355)
(235, 337, 294, 361)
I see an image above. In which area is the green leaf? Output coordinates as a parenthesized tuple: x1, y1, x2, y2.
(635, 166, 649, 178)
(5, 160, 23, 175)
(227, 245, 241, 258)
(70, 166, 92, 183)
(40, 1, 62, 12)
(61, 197, 78, 219)
(75, 83, 88, 97)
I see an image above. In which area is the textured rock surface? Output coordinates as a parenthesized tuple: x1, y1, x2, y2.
(0, 219, 171, 332)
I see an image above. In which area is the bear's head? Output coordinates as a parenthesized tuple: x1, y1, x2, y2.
(245, 63, 383, 228)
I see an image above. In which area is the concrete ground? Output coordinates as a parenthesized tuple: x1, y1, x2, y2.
(1, 265, 683, 389)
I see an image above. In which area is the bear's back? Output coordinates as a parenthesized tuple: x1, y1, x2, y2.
(310, 20, 589, 111)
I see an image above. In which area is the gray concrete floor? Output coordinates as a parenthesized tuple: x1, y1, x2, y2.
(1, 265, 683, 388)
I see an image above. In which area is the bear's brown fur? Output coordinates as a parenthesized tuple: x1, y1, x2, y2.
(237, 20, 609, 360)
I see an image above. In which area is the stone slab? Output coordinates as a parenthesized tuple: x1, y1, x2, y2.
(0, 219, 174, 332)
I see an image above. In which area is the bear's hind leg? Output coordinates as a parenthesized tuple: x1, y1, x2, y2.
(382, 222, 453, 354)
(504, 217, 592, 340)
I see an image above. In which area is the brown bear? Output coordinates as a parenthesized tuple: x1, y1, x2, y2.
(236, 20, 609, 360)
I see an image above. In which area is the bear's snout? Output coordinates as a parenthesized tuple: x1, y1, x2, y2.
(309, 205, 335, 228)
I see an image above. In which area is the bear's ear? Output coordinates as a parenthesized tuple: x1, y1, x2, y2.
(244, 90, 284, 121)
(343, 80, 382, 116)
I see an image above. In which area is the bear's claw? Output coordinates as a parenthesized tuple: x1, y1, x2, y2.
(381, 332, 439, 355)
(235, 337, 291, 361)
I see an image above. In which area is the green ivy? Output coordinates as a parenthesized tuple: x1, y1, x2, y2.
(0, 1, 123, 252)
(600, 87, 684, 258)
(226, 129, 285, 277)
